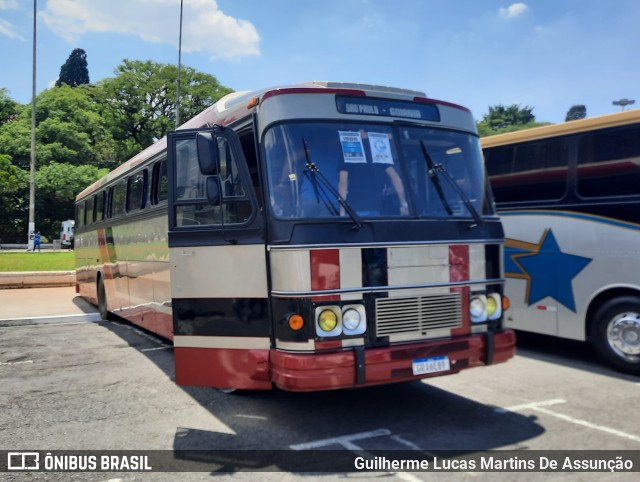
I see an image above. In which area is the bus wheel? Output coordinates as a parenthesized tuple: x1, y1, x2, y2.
(590, 296, 640, 374)
(97, 277, 110, 321)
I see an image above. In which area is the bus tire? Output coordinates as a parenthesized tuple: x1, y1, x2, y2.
(97, 276, 110, 321)
(590, 296, 640, 374)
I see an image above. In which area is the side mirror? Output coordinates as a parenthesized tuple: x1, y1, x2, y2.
(206, 176, 222, 205)
(196, 132, 219, 175)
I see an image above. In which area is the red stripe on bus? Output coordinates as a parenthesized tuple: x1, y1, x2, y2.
(448, 245, 469, 282)
(449, 245, 471, 335)
(310, 249, 340, 302)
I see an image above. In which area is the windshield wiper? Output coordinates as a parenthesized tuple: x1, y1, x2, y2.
(302, 138, 363, 229)
(420, 140, 484, 227)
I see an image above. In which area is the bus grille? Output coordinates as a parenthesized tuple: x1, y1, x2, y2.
(375, 293, 463, 336)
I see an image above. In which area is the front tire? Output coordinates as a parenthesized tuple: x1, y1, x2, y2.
(97, 277, 110, 321)
(590, 296, 640, 374)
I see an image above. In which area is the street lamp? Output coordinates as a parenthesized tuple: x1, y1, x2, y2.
(612, 98, 635, 111)
(175, 0, 184, 129)
(28, 0, 37, 251)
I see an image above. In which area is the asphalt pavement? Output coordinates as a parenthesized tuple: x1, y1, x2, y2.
(0, 286, 100, 325)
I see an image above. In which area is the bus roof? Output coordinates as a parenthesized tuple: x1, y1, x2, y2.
(77, 81, 469, 201)
(481, 108, 640, 148)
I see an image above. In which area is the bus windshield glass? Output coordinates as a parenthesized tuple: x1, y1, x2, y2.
(264, 122, 489, 220)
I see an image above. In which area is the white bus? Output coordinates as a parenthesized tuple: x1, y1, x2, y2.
(483, 109, 640, 373)
(75, 81, 514, 391)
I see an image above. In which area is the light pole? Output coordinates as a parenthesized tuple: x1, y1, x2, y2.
(612, 98, 635, 111)
(176, 0, 184, 129)
(28, 0, 37, 251)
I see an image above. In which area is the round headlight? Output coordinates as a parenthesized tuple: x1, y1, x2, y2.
(486, 296, 498, 318)
(318, 310, 338, 332)
(470, 296, 486, 319)
(342, 308, 361, 331)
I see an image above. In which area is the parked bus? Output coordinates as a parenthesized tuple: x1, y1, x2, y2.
(60, 219, 75, 248)
(75, 81, 514, 391)
(482, 109, 640, 373)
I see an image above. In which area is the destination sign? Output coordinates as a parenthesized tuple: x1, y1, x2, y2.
(336, 96, 440, 122)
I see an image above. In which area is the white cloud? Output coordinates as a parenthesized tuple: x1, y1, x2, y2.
(499, 3, 529, 19)
(40, 0, 260, 60)
(0, 0, 19, 10)
(0, 17, 25, 41)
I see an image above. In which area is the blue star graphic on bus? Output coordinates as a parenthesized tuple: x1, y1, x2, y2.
(507, 229, 592, 312)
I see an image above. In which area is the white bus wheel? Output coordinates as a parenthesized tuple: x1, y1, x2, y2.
(590, 296, 640, 374)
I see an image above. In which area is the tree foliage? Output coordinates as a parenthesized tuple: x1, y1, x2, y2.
(477, 103, 549, 137)
(56, 48, 90, 88)
(0, 58, 232, 242)
(0, 88, 19, 127)
(98, 59, 232, 159)
(565, 104, 587, 121)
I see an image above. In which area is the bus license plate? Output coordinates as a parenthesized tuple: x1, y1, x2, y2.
(412, 355, 450, 375)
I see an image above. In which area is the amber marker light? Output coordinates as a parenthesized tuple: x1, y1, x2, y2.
(503, 296, 511, 312)
(246, 96, 259, 108)
(288, 314, 304, 331)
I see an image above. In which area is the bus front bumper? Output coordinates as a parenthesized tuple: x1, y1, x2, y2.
(270, 329, 516, 392)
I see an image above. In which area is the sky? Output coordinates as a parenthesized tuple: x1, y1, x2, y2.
(1, 0, 639, 124)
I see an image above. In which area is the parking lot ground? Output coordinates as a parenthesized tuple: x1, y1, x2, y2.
(0, 287, 99, 325)
(0, 291, 638, 481)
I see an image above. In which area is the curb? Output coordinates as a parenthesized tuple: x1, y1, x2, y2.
(0, 312, 102, 327)
(0, 271, 76, 289)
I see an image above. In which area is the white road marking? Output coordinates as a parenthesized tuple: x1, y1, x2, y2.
(0, 360, 34, 366)
(496, 398, 567, 413)
(499, 398, 640, 443)
(140, 346, 171, 352)
(289, 428, 391, 450)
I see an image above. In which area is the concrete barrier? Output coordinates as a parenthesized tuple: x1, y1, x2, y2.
(0, 271, 76, 289)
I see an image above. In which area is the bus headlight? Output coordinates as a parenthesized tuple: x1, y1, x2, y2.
(315, 307, 342, 337)
(487, 293, 502, 320)
(470, 295, 487, 323)
(342, 305, 366, 335)
(318, 310, 338, 332)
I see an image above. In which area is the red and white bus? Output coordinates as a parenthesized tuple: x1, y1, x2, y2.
(75, 82, 515, 391)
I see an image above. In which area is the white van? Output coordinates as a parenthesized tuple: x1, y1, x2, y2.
(60, 219, 75, 248)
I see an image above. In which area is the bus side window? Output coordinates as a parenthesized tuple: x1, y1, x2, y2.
(152, 158, 168, 204)
(577, 125, 640, 198)
(94, 191, 105, 222)
(127, 170, 147, 212)
(218, 136, 252, 225)
(77, 203, 85, 228)
(112, 181, 127, 217)
(84, 198, 94, 226)
(238, 128, 262, 207)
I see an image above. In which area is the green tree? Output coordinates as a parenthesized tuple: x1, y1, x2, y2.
(477, 104, 549, 136)
(0, 154, 29, 243)
(56, 48, 90, 87)
(565, 105, 587, 121)
(98, 59, 232, 158)
(35, 162, 108, 239)
(0, 84, 118, 170)
(0, 88, 19, 127)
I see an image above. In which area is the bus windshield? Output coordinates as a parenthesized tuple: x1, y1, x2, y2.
(264, 122, 489, 220)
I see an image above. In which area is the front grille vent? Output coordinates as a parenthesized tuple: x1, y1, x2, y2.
(375, 293, 463, 336)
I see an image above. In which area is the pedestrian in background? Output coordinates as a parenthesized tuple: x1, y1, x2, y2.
(34, 231, 41, 252)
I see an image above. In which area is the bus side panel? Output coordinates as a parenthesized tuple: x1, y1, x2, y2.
(502, 211, 640, 341)
(170, 244, 271, 389)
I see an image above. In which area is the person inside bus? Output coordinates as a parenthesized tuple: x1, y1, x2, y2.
(337, 130, 409, 217)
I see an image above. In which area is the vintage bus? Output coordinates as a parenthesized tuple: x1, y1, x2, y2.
(75, 81, 514, 391)
(483, 109, 640, 374)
